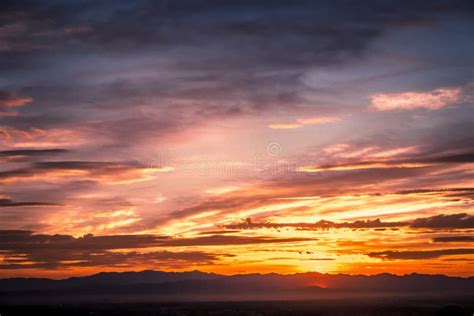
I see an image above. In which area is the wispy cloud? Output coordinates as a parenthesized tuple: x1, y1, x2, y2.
(368, 249, 474, 260)
(1, 0, 474, 278)
(0, 90, 33, 116)
(269, 116, 340, 129)
(370, 87, 462, 111)
(0, 90, 32, 107)
(0, 161, 172, 185)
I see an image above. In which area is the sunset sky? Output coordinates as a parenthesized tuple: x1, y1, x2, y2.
(1, 0, 474, 279)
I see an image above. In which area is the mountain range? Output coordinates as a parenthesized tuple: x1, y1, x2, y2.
(1, 270, 473, 304)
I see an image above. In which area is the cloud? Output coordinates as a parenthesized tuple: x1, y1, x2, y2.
(304, 257, 335, 261)
(0, 250, 225, 270)
(0, 127, 91, 148)
(2, 0, 471, 139)
(0, 230, 165, 251)
(297, 149, 474, 173)
(4, 0, 472, 60)
(0, 231, 221, 269)
(370, 86, 466, 111)
(224, 218, 407, 230)
(157, 156, 474, 226)
(0, 90, 33, 116)
(0, 161, 171, 184)
(396, 188, 474, 196)
(269, 123, 305, 130)
(162, 193, 273, 224)
(0, 230, 311, 251)
(368, 248, 474, 260)
(0, 148, 68, 162)
(0, 230, 309, 269)
(0, 148, 68, 157)
(222, 212, 474, 233)
(159, 235, 313, 247)
(0, 198, 59, 208)
(0, 230, 225, 269)
(297, 161, 434, 173)
(432, 236, 474, 242)
(269, 116, 340, 129)
(0, 90, 32, 107)
(1, 0, 474, 277)
(410, 213, 474, 229)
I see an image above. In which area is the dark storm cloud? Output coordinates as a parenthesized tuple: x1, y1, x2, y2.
(368, 248, 474, 260)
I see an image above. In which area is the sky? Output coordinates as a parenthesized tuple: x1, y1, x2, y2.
(0, 0, 474, 279)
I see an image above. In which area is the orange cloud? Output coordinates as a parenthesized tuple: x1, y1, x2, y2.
(269, 116, 340, 129)
(0, 161, 173, 185)
(269, 123, 303, 129)
(296, 116, 341, 125)
(0, 127, 92, 148)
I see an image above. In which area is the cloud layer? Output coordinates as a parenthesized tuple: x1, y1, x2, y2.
(1, 0, 473, 278)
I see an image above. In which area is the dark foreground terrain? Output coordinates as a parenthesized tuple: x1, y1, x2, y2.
(1, 298, 474, 316)
(2, 270, 474, 304)
(1, 271, 473, 315)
